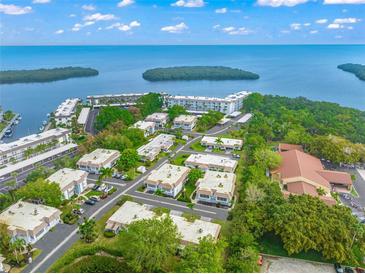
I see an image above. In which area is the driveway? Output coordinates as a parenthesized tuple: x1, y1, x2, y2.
(261, 256, 335, 273)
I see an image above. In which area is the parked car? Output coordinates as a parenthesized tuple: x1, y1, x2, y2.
(344, 267, 354, 273)
(92, 184, 100, 191)
(104, 185, 114, 193)
(355, 267, 365, 273)
(232, 154, 240, 159)
(85, 199, 96, 205)
(90, 196, 100, 202)
(335, 263, 344, 273)
(72, 208, 84, 215)
(100, 192, 108, 199)
(113, 173, 122, 179)
(98, 183, 107, 192)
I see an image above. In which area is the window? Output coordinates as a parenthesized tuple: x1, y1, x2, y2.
(217, 197, 227, 202)
(199, 193, 210, 199)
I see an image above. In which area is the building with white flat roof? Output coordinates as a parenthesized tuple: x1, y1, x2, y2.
(77, 149, 120, 174)
(145, 164, 190, 197)
(0, 143, 78, 181)
(173, 115, 197, 131)
(132, 121, 156, 137)
(196, 170, 236, 206)
(77, 107, 90, 126)
(165, 91, 251, 115)
(185, 153, 238, 173)
(87, 93, 155, 107)
(228, 111, 241, 118)
(54, 98, 80, 126)
(137, 134, 175, 162)
(0, 201, 61, 244)
(105, 201, 221, 244)
(237, 113, 253, 124)
(0, 128, 71, 166)
(201, 136, 243, 151)
(145, 112, 169, 128)
(47, 168, 88, 200)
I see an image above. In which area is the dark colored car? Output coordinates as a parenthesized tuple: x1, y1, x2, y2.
(335, 263, 344, 273)
(355, 267, 365, 273)
(100, 193, 108, 199)
(85, 199, 96, 205)
(92, 184, 100, 191)
(344, 267, 354, 273)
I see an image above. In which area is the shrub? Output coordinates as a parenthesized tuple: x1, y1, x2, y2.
(61, 255, 129, 273)
(103, 230, 116, 238)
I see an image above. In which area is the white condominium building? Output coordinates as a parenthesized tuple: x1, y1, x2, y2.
(105, 201, 221, 244)
(165, 91, 251, 115)
(173, 115, 198, 131)
(201, 136, 243, 151)
(0, 128, 71, 166)
(145, 112, 169, 128)
(77, 107, 90, 126)
(87, 93, 150, 107)
(77, 148, 120, 174)
(185, 153, 238, 173)
(137, 134, 175, 162)
(196, 170, 236, 206)
(47, 168, 88, 200)
(54, 98, 80, 126)
(0, 201, 61, 244)
(145, 164, 190, 197)
(132, 121, 156, 137)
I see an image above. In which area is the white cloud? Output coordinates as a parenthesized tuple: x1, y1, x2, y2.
(215, 7, 227, 13)
(310, 30, 318, 34)
(83, 13, 117, 22)
(324, 0, 365, 4)
(257, 0, 309, 7)
(303, 22, 311, 26)
(0, 4, 32, 15)
(290, 23, 301, 30)
(315, 18, 328, 24)
(71, 21, 95, 32)
(213, 24, 221, 29)
(117, 0, 135, 7)
(333, 17, 361, 24)
(55, 29, 64, 34)
(32, 0, 51, 4)
(171, 0, 205, 8)
(84, 21, 95, 26)
(221, 26, 252, 35)
(327, 23, 344, 29)
(69, 14, 76, 18)
(82, 4, 96, 11)
(161, 22, 188, 33)
(106, 21, 141, 32)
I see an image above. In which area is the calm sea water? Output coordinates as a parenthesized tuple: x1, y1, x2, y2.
(0, 45, 364, 140)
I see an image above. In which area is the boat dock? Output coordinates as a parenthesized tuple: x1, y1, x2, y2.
(0, 113, 20, 140)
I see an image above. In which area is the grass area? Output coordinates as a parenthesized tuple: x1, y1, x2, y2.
(10, 249, 42, 273)
(171, 153, 189, 166)
(213, 219, 231, 239)
(182, 212, 199, 222)
(61, 255, 129, 273)
(137, 184, 146, 192)
(152, 207, 171, 216)
(85, 190, 103, 198)
(190, 141, 206, 152)
(351, 186, 359, 198)
(48, 204, 122, 273)
(177, 181, 196, 203)
(258, 233, 334, 264)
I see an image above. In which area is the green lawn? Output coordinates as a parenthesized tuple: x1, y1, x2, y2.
(177, 181, 196, 203)
(85, 190, 103, 198)
(351, 186, 359, 198)
(171, 153, 189, 166)
(182, 212, 199, 222)
(190, 142, 206, 152)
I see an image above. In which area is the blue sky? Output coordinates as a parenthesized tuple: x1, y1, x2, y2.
(0, 0, 364, 45)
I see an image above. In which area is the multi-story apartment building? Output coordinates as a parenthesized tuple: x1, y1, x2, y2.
(0, 201, 61, 244)
(201, 136, 243, 151)
(145, 112, 169, 128)
(132, 121, 156, 137)
(77, 148, 120, 174)
(137, 134, 175, 162)
(0, 128, 71, 166)
(173, 115, 197, 131)
(54, 98, 80, 126)
(164, 91, 251, 115)
(87, 93, 167, 107)
(185, 153, 238, 173)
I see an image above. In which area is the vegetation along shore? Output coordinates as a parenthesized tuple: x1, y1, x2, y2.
(337, 63, 365, 81)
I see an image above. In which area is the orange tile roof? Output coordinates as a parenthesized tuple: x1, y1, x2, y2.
(278, 143, 304, 152)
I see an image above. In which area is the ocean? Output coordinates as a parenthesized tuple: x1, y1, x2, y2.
(0, 45, 364, 140)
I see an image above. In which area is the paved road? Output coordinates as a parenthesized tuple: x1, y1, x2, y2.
(23, 113, 243, 273)
(85, 108, 99, 135)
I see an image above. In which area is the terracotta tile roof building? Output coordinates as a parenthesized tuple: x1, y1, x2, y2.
(278, 143, 304, 152)
(272, 146, 352, 206)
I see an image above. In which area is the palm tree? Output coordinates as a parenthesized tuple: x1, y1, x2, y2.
(78, 217, 97, 243)
(10, 238, 26, 266)
(5, 180, 17, 202)
(215, 137, 223, 149)
(98, 167, 113, 184)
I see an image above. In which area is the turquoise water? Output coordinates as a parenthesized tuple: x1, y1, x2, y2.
(0, 45, 364, 139)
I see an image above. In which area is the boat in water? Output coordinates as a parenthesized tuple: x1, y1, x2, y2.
(4, 128, 13, 137)
(39, 126, 44, 132)
(42, 120, 48, 126)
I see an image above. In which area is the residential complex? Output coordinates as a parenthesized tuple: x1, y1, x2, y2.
(0, 128, 71, 166)
(164, 91, 251, 115)
(137, 134, 175, 161)
(132, 121, 156, 137)
(173, 115, 197, 131)
(77, 107, 90, 126)
(145, 163, 190, 197)
(54, 98, 80, 126)
(271, 146, 353, 205)
(87, 92, 155, 107)
(201, 136, 243, 151)
(185, 153, 238, 173)
(237, 113, 253, 124)
(0, 201, 61, 244)
(47, 168, 88, 200)
(145, 112, 169, 128)
(196, 170, 236, 206)
(77, 148, 120, 174)
(105, 201, 221, 244)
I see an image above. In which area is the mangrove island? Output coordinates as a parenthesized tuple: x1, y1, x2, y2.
(337, 63, 365, 81)
(0, 66, 99, 84)
(142, 66, 260, 81)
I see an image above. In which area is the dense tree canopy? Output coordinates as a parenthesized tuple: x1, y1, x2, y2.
(116, 149, 140, 171)
(168, 105, 187, 121)
(196, 110, 224, 132)
(338, 63, 365, 81)
(95, 106, 134, 131)
(136, 93, 164, 117)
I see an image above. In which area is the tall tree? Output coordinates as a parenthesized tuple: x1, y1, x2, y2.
(78, 217, 98, 243)
(168, 105, 187, 121)
(116, 149, 140, 172)
(95, 106, 134, 131)
(98, 167, 113, 183)
(118, 216, 180, 272)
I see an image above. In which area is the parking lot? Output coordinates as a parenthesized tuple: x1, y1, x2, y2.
(261, 256, 335, 273)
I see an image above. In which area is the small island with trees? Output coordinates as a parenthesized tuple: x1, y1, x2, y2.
(337, 63, 365, 81)
(0, 66, 99, 84)
(142, 66, 260, 81)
